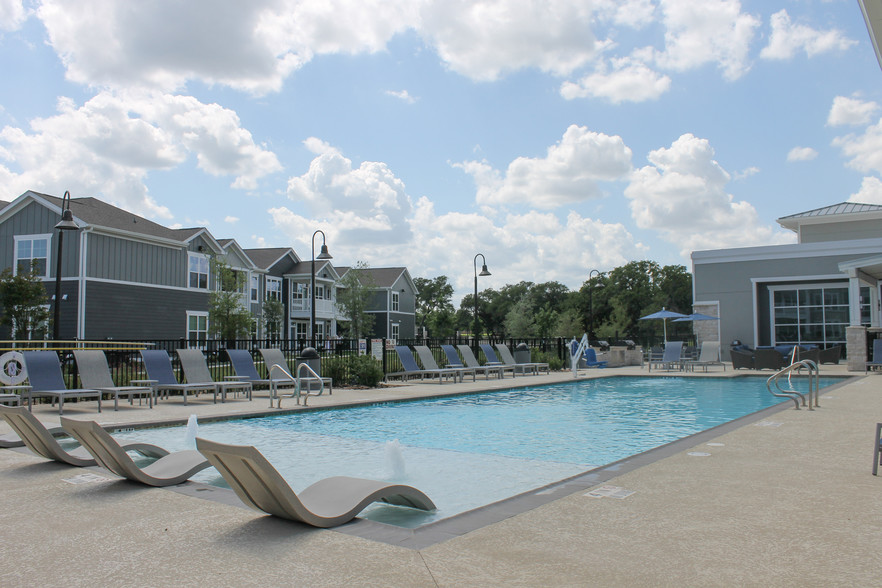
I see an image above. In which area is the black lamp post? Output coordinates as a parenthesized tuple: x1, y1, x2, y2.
(473, 253, 491, 344)
(588, 269, 600, 341)
(52, 191, 79, 341)
(310, 230, 332, 349)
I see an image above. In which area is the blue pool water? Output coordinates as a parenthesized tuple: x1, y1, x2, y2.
(114, 376, 843, 526)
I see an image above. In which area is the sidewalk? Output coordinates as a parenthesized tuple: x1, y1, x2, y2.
(1, 366, 880, 586)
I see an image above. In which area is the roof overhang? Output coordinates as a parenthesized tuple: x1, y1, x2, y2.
(860, 0, 882, 71)
(839, 254, 882, 281)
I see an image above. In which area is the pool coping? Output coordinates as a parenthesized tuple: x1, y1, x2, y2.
(156, 374, 857, 549)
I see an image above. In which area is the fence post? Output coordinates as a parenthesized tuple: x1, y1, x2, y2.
(382, 338, 388, 375)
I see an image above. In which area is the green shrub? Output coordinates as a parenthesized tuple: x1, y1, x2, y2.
(322, 356, 348, 384)
(321, 355, 384, 388)
(533, 349, 564, 371)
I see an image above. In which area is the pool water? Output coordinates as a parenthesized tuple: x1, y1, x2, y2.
(113, 376, 842, 526)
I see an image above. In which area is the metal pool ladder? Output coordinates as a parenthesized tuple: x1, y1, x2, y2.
(268, 362, 326, 408)
(766, 359, 820, 410)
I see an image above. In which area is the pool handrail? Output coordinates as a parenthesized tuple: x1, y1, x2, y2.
(766, 359, 820, 410)
(267, 362, 325, 408)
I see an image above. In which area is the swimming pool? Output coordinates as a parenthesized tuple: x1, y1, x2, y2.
(114, 376, 843, 527)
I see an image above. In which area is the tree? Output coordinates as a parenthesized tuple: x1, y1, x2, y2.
(0, 263, 50, 340)
(504, 296, 536, 338)
(208, 258, 254, 342)
(262, 296, 284, 340)
(414, 275, 455, 337)
(336, 261, 376, 340)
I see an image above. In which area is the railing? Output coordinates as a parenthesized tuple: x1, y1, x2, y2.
(766, 359, 820, 410)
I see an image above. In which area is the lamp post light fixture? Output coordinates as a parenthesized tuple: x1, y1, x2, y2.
(310, 230, 332, 349)
(473, 253, 491, 344)
(588, 269, 600, 341)
(53, 191, 80, 341)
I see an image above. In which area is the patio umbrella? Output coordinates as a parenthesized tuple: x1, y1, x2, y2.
(639, 308, 688, 343)
(673, 313, 720, 322)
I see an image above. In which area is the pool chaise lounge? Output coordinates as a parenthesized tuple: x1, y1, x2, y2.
(140, 350, 219, 405)
(61, 417, 210, 486)
(258, 348, 332, 405)
(647, 341, 684, 372)
(387, 346, 460, 384)
(457, 344, 513, 378)
(0, 405, 168, 466)
(682, 341, 726, 372)
(494, 343, 550, 375)
(442, 345, 502, 379)
(414, 345, 476, 382)
(20, 351, 103, 415)
(177, 349, 252, 403)
(73, 350, 155, 410)
(195, 437, 436, 528)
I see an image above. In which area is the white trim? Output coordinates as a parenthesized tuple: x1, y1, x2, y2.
(13, 233, 52, 277)
(750, 274, 845, 285)
(82, 276, 209, 293)
(187, 251, 210, 290)
(692, 237, 882, 265)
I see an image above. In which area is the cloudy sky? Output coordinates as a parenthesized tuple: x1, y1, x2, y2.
(1, 0, 880, 303)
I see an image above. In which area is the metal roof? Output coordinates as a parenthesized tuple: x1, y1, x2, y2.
(778, 201, 882, 221)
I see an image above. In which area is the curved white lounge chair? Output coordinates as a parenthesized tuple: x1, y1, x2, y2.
(61, 417, 209, 486)
(0, 405, 167, 466)
(196, 437, 436, 528)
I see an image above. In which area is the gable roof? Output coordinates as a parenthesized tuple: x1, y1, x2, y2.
(243, 247, 300, 270)
(337, 266, 416, 292)
(777, 201, 882, 232)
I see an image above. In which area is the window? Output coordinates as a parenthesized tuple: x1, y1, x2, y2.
(391, 291, 400, 312)
(293, 321, 307, 340)
(266, 276, 282, 301)
(391, 323, 399, 342)
(14, 235, 51, 277)
(188, 253, 209, 290)
(315, 284, 325, 300)
(250, 274, 259, 302)
(186, 311, 208, 347)
(771, 285, 851, 347)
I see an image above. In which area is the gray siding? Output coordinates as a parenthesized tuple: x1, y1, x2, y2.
(86, 233, 185, 286)
(83, 281, 207, 339)
(0, 201, 78, 278)
(800, 219, 882, 243)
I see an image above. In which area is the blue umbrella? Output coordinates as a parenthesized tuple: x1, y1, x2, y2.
(639, 308, 688, 343)
(673, 313, 720, 322)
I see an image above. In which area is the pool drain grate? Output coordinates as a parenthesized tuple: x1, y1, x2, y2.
(584, 485, 635, 499)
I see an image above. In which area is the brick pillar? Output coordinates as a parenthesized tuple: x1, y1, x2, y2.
(846, 326, 867, 372)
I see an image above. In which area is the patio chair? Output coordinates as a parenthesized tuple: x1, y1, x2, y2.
(73, 350, 155, 410)
(195, 437, 435, 528)
(874, 423, 882, 476)
(480, 343, 530, 376)
(140, 350, 218, 405)
(20, 351, 102, 415)
(61, 417, 210, 487)
(0, 405, 167, 466)
(582, 348, 608, 369)
(683, 341, 725, 372)
(796, 346, 819, 365)
(258, 348, 331, 406)
(386, 346, 459, 384)
(754, 348, 787, 370)
(177, 349, 252, 403)
(647, 341, 683, 372)
(867, 339, 882, 373)
(818, 345, 842, 365)
(730, 348, 754, 370)
(442, 345, 502, 379)
(456, 344, 513, 378)
(414, 345, 476, 382)
(495, 344, 550, 375)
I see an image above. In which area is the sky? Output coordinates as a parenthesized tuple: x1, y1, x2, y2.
(1, 0, 881, 305)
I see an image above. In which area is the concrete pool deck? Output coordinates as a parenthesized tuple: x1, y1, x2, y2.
(1, 364, 880, 586)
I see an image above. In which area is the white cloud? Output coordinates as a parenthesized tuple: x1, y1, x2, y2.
(419, 0, 600, 81)
(456, 125, 633, 209)
(760, 9, 856, 60)
(832, 120, 882, 174)
(285, 139, 414, 245)
(828, 95, 880, 127)
(0, 90, 281, 217)
(848, 177, 882, 204)
(385, 89, 417, 104)
(225, 216, 240, 223)
(560, 57, 671, 103)
(0, 0, 26, 31)
(625, 133, 793, 255)
(594, 0, 655, 29)
(651, 0, 760, 81)
(787, 147, 818, 162)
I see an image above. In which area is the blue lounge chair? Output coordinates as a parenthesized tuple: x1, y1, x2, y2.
(455, 344, 511, 378)
(386, 346, 459, 383)
(582, 348, 607, 369)
(414, 345, 476, 382)
(225, 349, 271, 387)
(647, 341, 683, 372)
(442, 345, 501, 379)
(140, 350, 218, 405)
(867, 339, 882, 373)
(495, 343, 550, 375)
(20, 351, 102, 415)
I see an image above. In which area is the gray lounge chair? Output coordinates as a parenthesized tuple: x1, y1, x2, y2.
(387, 346, 459, 383)
(494, 343, 550, 375)
(61, 417, 210, 486)
(73, 350, 155, 410)
(414, 345, 476, 382)
(442, 345, 501, 379)
(481, 343, 535, 376)
(20, 351, 102, 415)
(140, 349, 218, 405)
(0, 405, 167, 466)
(647, 341, 683, 372)
(195, 437, 436, 528)
(874, 422, 881, 476)
(682, 341, 726, 372)
(867, 339, 882, 373)
(456, 344, 512, 378)
(177, 349, 252, 403)
(258, 348, 332, 400)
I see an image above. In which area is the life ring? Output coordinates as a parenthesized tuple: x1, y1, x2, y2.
(0, 351, 27, 386)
